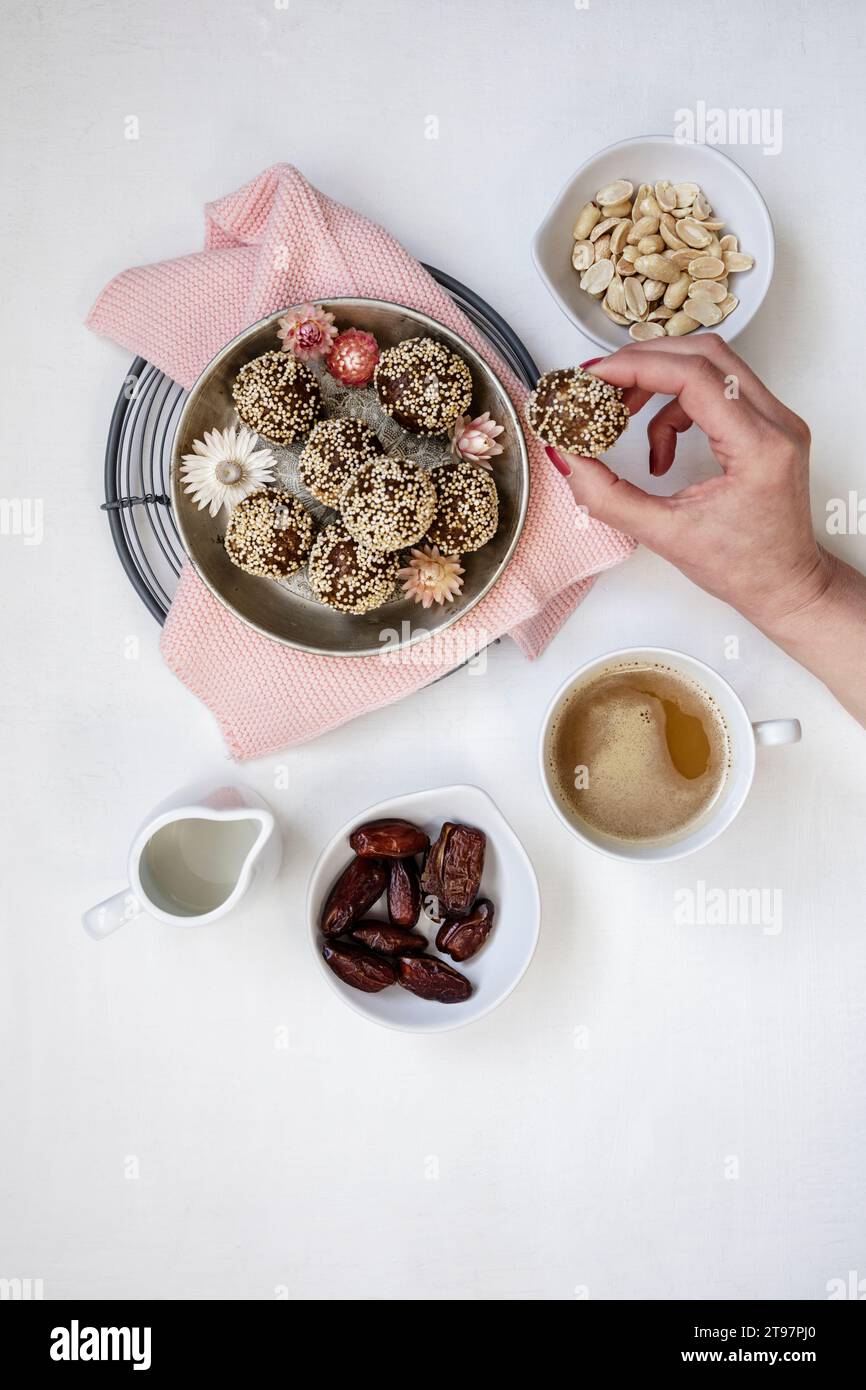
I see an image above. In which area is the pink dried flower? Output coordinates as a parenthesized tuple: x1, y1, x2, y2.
(276, 303, 338, 361)
(449, 411, 505, 467)
(327, 328, 380, 386)
(397, 545, 465, 609)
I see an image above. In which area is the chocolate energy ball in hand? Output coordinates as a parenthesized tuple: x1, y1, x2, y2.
(526, 366, 629, 457)
(426, 461, 498, 554)
(224, 489, 314, 578)
(307, 521, 399, 614)
(232, 350, 322, 445)
(298, 417, 382, 508)
(340, 455, 437, 553)
(374, 336, 473, 436)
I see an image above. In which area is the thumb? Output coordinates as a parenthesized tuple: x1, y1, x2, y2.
(556, 448, 673, 545)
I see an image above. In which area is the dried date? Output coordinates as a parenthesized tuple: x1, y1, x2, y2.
(387, 857, 422, 928)
(436, 898, 495, 962)
(421, 822, 486, 917)
(395, 953, 472, 1004)
(320, 856, 388, 938)
(351, 922, 427, 955)
(349, 818, 429, 859)
(322, 941, 396, 993)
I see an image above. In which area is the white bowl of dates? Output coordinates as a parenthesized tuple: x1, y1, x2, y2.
(532, 134, 774, 352)
(171, 300, 530, 656)
(307, 785, 540, 1032)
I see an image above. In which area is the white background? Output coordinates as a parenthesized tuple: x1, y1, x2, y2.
(2, 0, 865, 1301)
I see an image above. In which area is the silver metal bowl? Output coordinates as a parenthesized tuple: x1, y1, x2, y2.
(170, 300, 530, 656)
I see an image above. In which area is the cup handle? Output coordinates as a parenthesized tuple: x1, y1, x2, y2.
(82, 887, 142, 940)
(752, 719, 802, 747)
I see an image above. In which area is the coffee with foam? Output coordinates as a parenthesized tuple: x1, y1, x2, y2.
(548, 663, 730, 843)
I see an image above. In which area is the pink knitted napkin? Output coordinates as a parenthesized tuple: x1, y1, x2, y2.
(88, 165, 633, 759)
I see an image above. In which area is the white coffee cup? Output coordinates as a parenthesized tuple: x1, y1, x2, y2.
(82, 781, 281, 938)
(538, 647, 801, 863)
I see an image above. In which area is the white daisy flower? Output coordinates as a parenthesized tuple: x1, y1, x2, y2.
(180, 425, 276, 516)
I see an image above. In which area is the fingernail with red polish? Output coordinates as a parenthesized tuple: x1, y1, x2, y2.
(649, 447, 660, 476)
(580, 356, 604, 370)
(545, 445, 571, 477)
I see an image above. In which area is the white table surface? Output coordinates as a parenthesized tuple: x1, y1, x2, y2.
(2, 0, 865, 1301)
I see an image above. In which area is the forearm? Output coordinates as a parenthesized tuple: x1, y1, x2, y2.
(758, 550, 866, 728)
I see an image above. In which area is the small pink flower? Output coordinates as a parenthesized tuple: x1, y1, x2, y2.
(449, 411, 505, 467)
(277, 303, 338, 361)
(397, 545, 465, 609)
(327, 328, 380, 386)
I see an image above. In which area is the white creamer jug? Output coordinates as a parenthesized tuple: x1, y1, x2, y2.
(82, 781, 281, 938)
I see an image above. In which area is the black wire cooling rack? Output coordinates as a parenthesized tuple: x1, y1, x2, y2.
(101, 266, 539, 623)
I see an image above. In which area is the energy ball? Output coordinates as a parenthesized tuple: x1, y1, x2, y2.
(298, 417, 382, 508)
(308, 522, 399, 614)
(525, 366, 629, 457)
(232, 350, 321, 446)
(426, 461, 498, 554)
(374, 336, 473, 436)
(340, 455, 437, 554)
(224, 489, 314, 578)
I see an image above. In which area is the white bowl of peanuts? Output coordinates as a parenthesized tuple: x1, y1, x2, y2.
(532, 134, 774, 352)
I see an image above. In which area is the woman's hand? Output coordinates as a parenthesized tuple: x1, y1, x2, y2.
(556, 334, 828, 631)
(555, 335, 866, 726)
